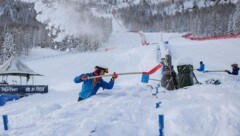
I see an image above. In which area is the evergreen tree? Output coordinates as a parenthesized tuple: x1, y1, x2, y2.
(118, 1, 236, 37)
(3, 32, 16, 62)
(232, 1, 240, 34)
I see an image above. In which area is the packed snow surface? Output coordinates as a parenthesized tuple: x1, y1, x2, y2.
(1, 12, 240, 136)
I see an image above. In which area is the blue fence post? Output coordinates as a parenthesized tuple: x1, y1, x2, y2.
(2, 115, 8, 130)
(156, 102, 161, 109)
(155, 83, 164, 136)
(159, 115, 164, 136)
(155, 87, 159, 94)
(156, 103, 159, 109)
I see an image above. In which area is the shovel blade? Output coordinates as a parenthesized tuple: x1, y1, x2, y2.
(141, 74, 149, 83)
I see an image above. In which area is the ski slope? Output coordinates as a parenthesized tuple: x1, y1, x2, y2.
(1, 16, 240, 136)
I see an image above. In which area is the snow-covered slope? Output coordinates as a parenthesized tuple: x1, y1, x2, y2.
(1, 13, 240, 136)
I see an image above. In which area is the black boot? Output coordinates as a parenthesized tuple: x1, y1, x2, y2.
(78, 97, 84, 102)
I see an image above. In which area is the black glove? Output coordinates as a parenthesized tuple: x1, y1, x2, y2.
(225, 70, 230, 74)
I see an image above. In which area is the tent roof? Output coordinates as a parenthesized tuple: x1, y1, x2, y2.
(0, 55, 43, 76)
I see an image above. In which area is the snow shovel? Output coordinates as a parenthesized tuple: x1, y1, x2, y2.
(88, 64, 162, 83)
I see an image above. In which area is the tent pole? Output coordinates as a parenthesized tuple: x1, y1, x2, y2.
(32, 77, 34, 85)
(20, 76, 22, 85)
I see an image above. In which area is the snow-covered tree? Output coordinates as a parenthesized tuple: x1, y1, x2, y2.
(232, 1, 240, 34)
(118, 1, 236, 37)
(3, 32, 16, 62)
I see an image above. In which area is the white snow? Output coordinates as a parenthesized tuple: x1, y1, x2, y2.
(29, 0, 110, 41)
(1, 6, 240, 136)
(0, 7, 4, 16)
(176, 57, 193, 66)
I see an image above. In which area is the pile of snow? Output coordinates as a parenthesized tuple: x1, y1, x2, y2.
(176, 57, 193, 66)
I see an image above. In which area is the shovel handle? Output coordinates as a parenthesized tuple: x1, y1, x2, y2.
(87, 64, 162, 79)
(149, 79, 161, 82)
(88, 72, 143, 79)
(204, 70, 226, 73)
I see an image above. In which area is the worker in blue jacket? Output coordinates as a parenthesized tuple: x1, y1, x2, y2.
(74, 66, 118, 101)
(197, 61, 205, 72)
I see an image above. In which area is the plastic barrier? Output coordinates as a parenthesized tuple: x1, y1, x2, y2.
(129, 31, 150, 45)
(183, 33, 240, 41)
(104, 47, 117, 51)
(0, 95, 20, 106)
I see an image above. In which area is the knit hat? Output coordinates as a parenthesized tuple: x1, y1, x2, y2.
(95, 65, 108, 73)
(231, 64, 238, 68)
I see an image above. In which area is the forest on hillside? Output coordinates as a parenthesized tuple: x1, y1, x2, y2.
(118, 0, 240, 36)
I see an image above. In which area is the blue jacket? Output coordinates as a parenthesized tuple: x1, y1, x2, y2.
(74, 73, 114, 99)
(197, 64, 205, 72)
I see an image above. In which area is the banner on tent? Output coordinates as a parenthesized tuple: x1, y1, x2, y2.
(0, 85, 48, 94)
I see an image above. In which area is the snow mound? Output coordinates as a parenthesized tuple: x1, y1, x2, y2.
(176, 57, 193, 66)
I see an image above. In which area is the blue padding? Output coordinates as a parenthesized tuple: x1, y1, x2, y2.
(0, 95, 20, 106)
(141, 74, 149, 83)
(0, 95, 6, 106)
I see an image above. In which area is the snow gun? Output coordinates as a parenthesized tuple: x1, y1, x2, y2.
(87, 64, 162, 83)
